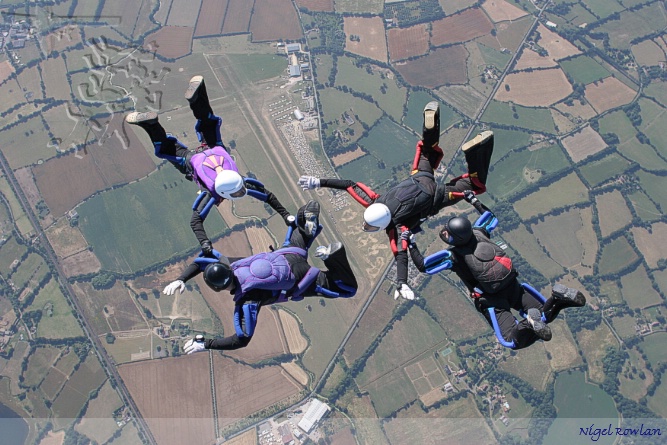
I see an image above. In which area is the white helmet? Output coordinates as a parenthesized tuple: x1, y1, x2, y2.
(363, 203, 391, 232)
(214, 170, 246, 200)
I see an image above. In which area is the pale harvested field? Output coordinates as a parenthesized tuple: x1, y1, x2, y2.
(576, 322, 616, 383)
(46, 217, 89, 258)
(41, 56, 71, 101)
(632, 39, 666, 66)
(544, 319, 583, 372)
(344, 16, 388, 63)
(245, 225, 275, 254)
(555, 100, 598, 121)
(532, 207, 597, 273)
(281, 360, 309, 386)
(61, 250, 102, 277)
(212, 230, 252, 260)
(657, 35, 667, 54)
(482, 0, 529, 23)
(39, 431, 65, 445)
(296, 0, 334, 11)
(585, 76, 637, 113)
(0, 60, 15, 85)
(561, 125, 608, 163)
(437, 84, 486, 118)
(14, 167, 54, 227)
(144, 26, 193, 59)
(166, 0, 202, 27)
(118, 355, 215, 445)
(75, 380, 123, 444)
(194, 0, 228, 37)
(44, 25, 83, 53)
(278, 308, 308, 353)
(631, 222, 667, 268)
(596, 190, 633, 237)
(431, 8, 494, 47)
(224, 430, 257, 445)
(249, 0, 303, 42)
(387, 24, 429, 62)
(535, 24, 581, 61)
(495, 68, 572, 106)
(396, 45, 469, 87)
(331, 146, 365, 167)
(514, 48, 558, 70)
(217, 201, 246, 228)
(214, 354, 301, 428)
(551, 108, 578, 134)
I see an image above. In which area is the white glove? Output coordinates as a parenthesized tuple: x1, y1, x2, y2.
(298, 176, 320, 190)
(394, 284, 415, 301)
(315, 245, 330, 260)
(183, 335, 207, 354)
(400, 230, 415, 246)
(163, 280, 185, 296)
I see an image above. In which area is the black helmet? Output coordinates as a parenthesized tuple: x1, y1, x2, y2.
(440, 217, 473, 246)
(296, 200, 320, 237)
(203, 262, 233, 291)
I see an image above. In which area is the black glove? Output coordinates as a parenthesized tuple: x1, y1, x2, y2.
(463, 190, 478, 205)
(201, 240, 213, 257)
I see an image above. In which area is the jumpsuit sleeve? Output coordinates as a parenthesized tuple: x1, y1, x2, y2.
(319, 178, 357, 190)
(190, 210, 210, 246)
(177, 263, 201, 283)
(205, 334, 252, 351)
(264, 189, 291, 221)
(407, 243, 426, 273)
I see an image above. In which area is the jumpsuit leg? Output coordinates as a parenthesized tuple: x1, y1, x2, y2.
(315, 243, 357, 297)
(187, 78, 223, 148)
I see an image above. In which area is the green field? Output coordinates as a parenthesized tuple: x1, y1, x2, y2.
(488, 143, 570, 199)
(78, 164, 228, 273)
(482, 100, 557, 134)
(648, 371, 667, 418)
(103, 334, 153, 364)
(335, 55, 407, 121)
(137, 286, 215, 334)
(318, 88, 383, 132)
(584, 0, 624, 19)
(600, 3, 667, 49)
(314, 53, 334, 87)
(40, 367, 68, 401)
(620, 265, 663, 309)
(643, 80, 667, 107)
(653, 270, 667, 298)
(641, 332, 667, 364)
(334, 0, 383, 14)
(543, 370, 618, 445)
(26, 278, 84, 339)
(611, 314, 638, 339)
(359, 117, 417, 171)
(638, 98, 667, 158)
(562, 3, 598, 26)
(0, 236, 27, 277)
(404, 90, 461, 136)
(477, 42, 512, 71)
(225, 54, 287, 84)
(513, 173, 589, 219)
(357, 305, 447, 387)
(579, 153, 632, 186)
(598, 109, 640, 145)
(0, 176, 32, 236)
(499, 343, 551, 391)
(560, 55, 611, 85)
(10, 252, 47, 291)
(504, 225, 564, 279)
(363, 368, 417, 417)
(637, 170, 667, 211)
(488, 128, 534, 163)
(598, 236, 639, 276)
(336, 151, 395, 188)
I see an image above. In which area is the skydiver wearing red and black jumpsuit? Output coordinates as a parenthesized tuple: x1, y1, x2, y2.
(298, 102, 494, 300)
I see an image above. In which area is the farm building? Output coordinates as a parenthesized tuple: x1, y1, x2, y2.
(294, 109, 304, 120)
(285, 43, 301, 53)
(298, 399, 330, 433)
(289, 65, 301, 77)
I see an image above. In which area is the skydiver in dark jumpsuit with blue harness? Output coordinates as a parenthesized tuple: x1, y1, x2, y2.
(402, 193, 587, 350)
(162, 201, 358, 353)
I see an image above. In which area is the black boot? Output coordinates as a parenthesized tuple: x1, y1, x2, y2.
(422, 101, 440, 148)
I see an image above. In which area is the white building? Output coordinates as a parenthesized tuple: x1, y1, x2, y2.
(297, 399, 330, 433)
